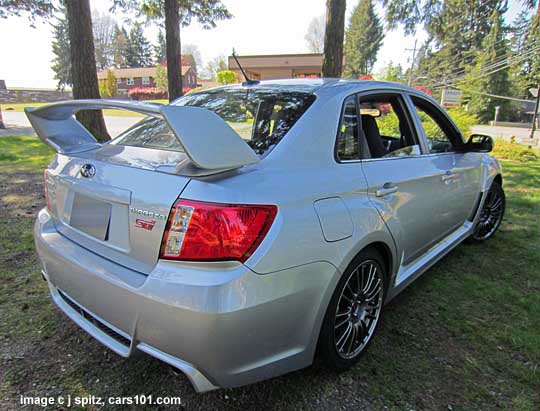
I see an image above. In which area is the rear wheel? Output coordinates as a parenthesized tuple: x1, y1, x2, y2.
(470, 181, 505, 242)
(318, 248, 386, 370)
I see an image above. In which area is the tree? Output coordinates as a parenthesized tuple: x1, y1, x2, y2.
(202, 55, 227, 79)
(114, 0, 232, 101)
(322, 0, 346, 77)
(112, 25, 129, 68)
(0, 0, 53, 26)
(512, 3, 540, 98)
(467, 10, 512, 123)
(99, 69, 118, 97)
(154, 29, 167, 64)
(376, 61, 405, 83)
(305, 15, 325, 53)
(93, 10, 117, 70)
(183, 43, 203, 75)
(155, 64, 168, 90)
(51, 5, 72, 91)
(382, 0, 508, 90)
(343, 0, 384, 78)
(126, 22, 153, 67)
(65, 0, 109, 142)
(216, 70, 237, 84)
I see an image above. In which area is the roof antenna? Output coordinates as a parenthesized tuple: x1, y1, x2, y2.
(232, 48, 259, 86)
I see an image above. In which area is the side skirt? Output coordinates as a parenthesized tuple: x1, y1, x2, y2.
(385, 222, 473, 302)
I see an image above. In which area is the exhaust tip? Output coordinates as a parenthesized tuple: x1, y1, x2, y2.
(40, 270, 47, 282)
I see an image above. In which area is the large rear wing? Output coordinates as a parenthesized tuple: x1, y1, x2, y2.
(25, 100, 259, 171)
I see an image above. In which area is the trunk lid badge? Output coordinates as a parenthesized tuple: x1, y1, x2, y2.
(80, 164, 96, 178)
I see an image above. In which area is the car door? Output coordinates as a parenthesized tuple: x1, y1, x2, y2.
(408, 95, 483, 234)
(357, 92, 451, 266)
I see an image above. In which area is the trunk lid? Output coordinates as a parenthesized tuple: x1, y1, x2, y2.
(27, 99, 262, 274)
(45, 145, 191, 275)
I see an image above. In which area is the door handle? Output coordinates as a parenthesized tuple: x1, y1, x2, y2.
(376, 183, 398, 197)
(441, 172, 456, 182)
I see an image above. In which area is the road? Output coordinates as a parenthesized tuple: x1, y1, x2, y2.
(2, 110, 539, 147)
(471, 125, 539, 147)
(1, 111, 140, 137)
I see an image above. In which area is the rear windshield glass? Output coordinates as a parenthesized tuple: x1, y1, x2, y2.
(113, 88, 316, 156)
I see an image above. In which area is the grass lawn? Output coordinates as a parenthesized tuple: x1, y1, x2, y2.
(0, 135, 538, 410)
(1, 100, 169, 118)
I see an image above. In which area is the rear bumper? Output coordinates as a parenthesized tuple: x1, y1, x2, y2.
(35, 208, 337, 392)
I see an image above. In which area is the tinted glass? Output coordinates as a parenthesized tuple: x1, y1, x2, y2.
(411, 97, 463, 154)
(336, 97, 360, 161)
(357, 96, 419, 158)
(115, 88, 316, 157)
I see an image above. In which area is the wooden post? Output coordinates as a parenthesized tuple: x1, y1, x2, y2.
(530, 85, 540, 143)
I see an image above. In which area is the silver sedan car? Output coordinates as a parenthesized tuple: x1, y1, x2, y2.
(28, 79, 505, 392)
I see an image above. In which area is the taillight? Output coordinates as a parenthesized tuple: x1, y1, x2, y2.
(160, 199, 277, 263)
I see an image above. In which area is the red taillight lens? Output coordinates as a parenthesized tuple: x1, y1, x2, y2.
(160, 199, 277, 263)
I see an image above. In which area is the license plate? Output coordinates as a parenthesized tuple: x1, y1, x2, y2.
(70, 194, 112, 241)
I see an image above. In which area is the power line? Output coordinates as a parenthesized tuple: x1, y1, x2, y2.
(429, 43, 540, 89)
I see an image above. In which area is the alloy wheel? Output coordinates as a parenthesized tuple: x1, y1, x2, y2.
(473, 186, 504, 241)
(333, 260, 384, 359)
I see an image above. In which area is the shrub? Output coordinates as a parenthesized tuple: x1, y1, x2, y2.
(216, 70, 237, 85)
(447, 107, 477, 137)
(128, 87, 168, 101)
(491, 138, 538, 162)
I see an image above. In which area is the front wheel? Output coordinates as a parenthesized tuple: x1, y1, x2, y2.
(317, 248, 386, 370)
(470, 181, 505, 242)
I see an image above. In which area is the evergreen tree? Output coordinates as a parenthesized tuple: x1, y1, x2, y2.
(113, 25, 129, 68)
(126, 22, 153, 67)
(154, 64, 168, 90)
(343, 0, 384, 78)
(384, 0, 507, 91)
(154, 29, 166, 64)
(467, 10, 512, 123)
(322, 0, 346, 77)
(51, 5, 72, 91)
(514, 9, 540, 98)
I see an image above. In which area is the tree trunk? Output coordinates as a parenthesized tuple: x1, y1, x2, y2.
(65, 0, 109, 142)
(164, 0, 182, 101)
(322, 0, 346, 78)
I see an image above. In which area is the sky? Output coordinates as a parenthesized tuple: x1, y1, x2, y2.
(0, 0, 525, 89)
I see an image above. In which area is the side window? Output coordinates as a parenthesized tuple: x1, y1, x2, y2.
(336, 96, 360, 161)
(411, 97, 462, 154)
(357, 95, 420, 159)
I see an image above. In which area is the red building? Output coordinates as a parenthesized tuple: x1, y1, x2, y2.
(97, 66, 197, 96)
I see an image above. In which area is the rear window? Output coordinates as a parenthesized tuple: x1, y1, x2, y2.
(114, 88, 316, 156)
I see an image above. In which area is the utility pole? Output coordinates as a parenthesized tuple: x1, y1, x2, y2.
(530, 85, 540, 142)
(406, 39, 418, 86)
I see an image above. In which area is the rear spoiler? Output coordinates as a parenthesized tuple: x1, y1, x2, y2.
(25, 100, 259, 171)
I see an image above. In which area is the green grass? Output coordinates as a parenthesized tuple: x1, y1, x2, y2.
(0, 135, 538, 410)
(1, 100, 169, 118)
(492, 138, 539, 162)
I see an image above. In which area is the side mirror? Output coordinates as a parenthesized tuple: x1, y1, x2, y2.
(466, 134, 493, 153)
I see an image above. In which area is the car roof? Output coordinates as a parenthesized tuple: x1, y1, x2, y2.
(197, 78, 433, 100)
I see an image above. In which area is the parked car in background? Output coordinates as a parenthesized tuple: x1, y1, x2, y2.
(27, 79, 504, 392)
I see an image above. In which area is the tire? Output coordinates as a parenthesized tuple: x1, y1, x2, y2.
(469, 181, 505, 242)
(317, 248, 386, 371)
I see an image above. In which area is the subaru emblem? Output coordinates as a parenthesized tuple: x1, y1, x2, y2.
(80, 163, 96, 178)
